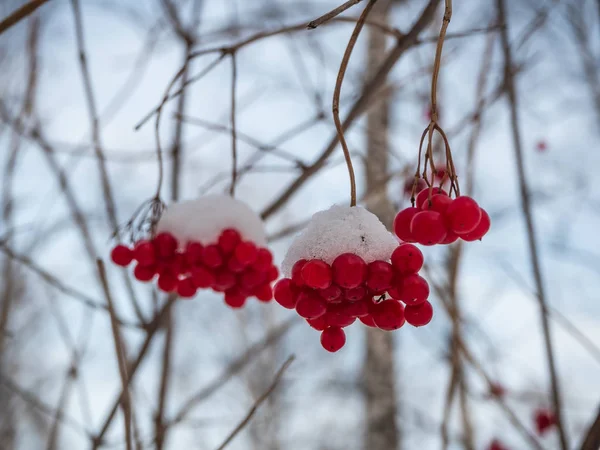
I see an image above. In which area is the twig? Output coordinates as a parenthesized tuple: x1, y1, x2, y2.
(97, 260, 132, 450)
(579, 404, 600, 450)
(333, 0, 378, 207)
(229, 52, 238, 196)
(497, 1, 569, 449)
(0, 0, 50, 36)
(308, 0, 363, 29)
(214, 355, 295, 450)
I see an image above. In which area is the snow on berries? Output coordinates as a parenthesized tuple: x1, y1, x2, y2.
(394, 187, 490, 245)
(274, 205, 434, 353)
(110, 195, 278, 307)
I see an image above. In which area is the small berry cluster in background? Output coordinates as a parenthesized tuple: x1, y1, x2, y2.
(110, 229, 277, 307)
(534, 408, 557, 436)
(488, 438, 509, 450)
(274, 243, 432, 353)
(394, 187, 490, 245)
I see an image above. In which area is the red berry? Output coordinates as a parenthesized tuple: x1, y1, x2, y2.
(393, 207, 418, 242)
(202, 245, 223, 268)
(318, 284, 342, 303)
(490, 382, 505, 398)
(332, 253, 367, 289)
(344, 286, 367, 302)
(157, 270, 178, 292)
(266, 265, 279, 282)
(410, 211, 447, 245)
(133, 240, 156, 266)
(184, 241, 204, 266)
(325, 312, 356, 328)
(234, 241, 258, 265)
(154, 232, 178, 259)
(111, 245, 133, 266)
(415, 187, 448, 210)
(307, 315, 328, 331)
(371, 300, 405, 331)
(534, 409, 556, 435)
(440, 231, 459, 244)
(403, 178, 427, 198)
(291, 259, 307, 286)
(461, 208, 491, 241)
(227, 256, 246, 273)
(218, 228, 241, 254)
(251, 248, 274, 271)
(320, 326, 346, 352)
(387, 285, 403, 299)
(213, 271, 237, 292)
(190, 266, 216, 288)
(342, 299, 369, 317)
(359, 315, 377, 327)
(399, 274, 429, 305)
(295, 291, 327, 319)
(273, 278, 298, 309)
(254, 283, 273, 302)
(445, 196, 482, 234)
(420, 193, 452, 214)
(224, 288, 247, 308)
(133, 263, 156, 282)
(240, 269, 266, 290)
(391, 244, 423, 274)
(177, 277, 197, 298)
(404, 300, 433, 327)
(171, 252, 189, 276)
(301, 259, 332, 289)
(434, 166, 447, 180)
(488, 439, 508, 450)
(365, 261, 394, 292)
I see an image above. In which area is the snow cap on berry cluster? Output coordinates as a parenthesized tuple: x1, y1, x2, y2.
(156, 194, 266, 246)
(281, 205, 398, 277)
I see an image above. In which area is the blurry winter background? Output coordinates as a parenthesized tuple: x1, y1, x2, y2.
(1, 0, 600, 449)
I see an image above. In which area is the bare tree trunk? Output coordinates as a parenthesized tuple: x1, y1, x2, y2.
(362, 2, 400, 449)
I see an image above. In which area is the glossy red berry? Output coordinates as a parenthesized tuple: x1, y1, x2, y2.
(213, 271, 237, 292)
(227, 256, 246, 273)
(154, 232, 178, 259)
(410, 211, 447, 245)
(190, 266, 216, 288)
(254, 283, 273, 302)
(344, 286, 367, 302)
(393, 207, 418, 242)
(240, 269, 266, 290)
(320, 326, 346, 352)
(295, 291, 327, 319)
(266, 265, 279, 282)
(224, 288, 247, 308)
(234, 241, 258, 265)
(133, 240, 156, 266)
(307, 315, 328, 331)
(291, 259, 307, 287)
(157, 271, 178, 292)
(440, 231, 459, 244)
(371, 300, 405, 331)
(202, 245, 223, 268)
(387, 285, 403, 300)
(111, 245, 133, 266)
(461, 208, 491, 241)
(420, 193, 452, 214)
(301, 259, 332, 289)
(218, 228, 241, 254)
(342, 299, 369, 317)
(273, 278, 298, 309)
(177, 277, 197, 298)
(400, 274, 429, 305)
(445, 196, 482, 234)
(359, 315, 377, 327)
(133, 263, 156, 282)
(319, 284, 342, 303)
(415, 187, 447, 210)
(332, 253, 367, 289)
(365, 261, 394, 291)
(391, 244, 423, 274)
(252, 248, 273, 271)
(184, 241, 204, 266)
(404, 300, 433, 327)
(325, 312, 356, 328)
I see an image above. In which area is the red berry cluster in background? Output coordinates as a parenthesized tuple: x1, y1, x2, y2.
(394, 188, 490, 245)
(488, 438, 509, 450)
(534, 408, 557, 436)
(110, 229, 278, 307)
(273, 244, 433, 353)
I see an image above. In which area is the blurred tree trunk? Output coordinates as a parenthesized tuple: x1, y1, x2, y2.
(362, 1, 400, 449)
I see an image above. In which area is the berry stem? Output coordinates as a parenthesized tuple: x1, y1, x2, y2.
(333, 0, 379, 207)
(430, 0, 452, 122)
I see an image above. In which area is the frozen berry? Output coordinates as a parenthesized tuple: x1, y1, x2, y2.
(295, 291, 326, 319)
(252, 248, 274, 271)
(273, 278, 298, 309)
(332, 253, 367, 289)
(177, 277, 197, 298)
(420, 193, 452, 214)
(404, 300, 433, 327)
(234, 241, 258, 265)
(224, 288, 246, 308)
(213, 271, 237, 291)
(410, 211, 447, 245)
(190, 266, 216, 288)
(202, 245, 223, 268)
(218, 228, 241, 254)
(254, 283, 273, 302)
(133, 263, 156, 282)
(359, 315, 377, 327)
(301, 259, 332, 289)
(391, 244, 423, 274)
(307, 315, 328, 331)
(319, 284, 342, 303)
(320, 326, 346, 352)
(111, 245, 133, 267)
(154, 232, 178, 259)
(133, 240, 156, 266)
(291, 259, 307, 287)
(461, 208, 491, 241)
(365, 261, 394, 291)
(445, 196, 482, 234)
(415, 187, 447, 210)
(400, 274, 429, 305)
(344, 286, 367, 302)
(371, 300, 405, 330)
(157, 271, 178, 292)
(393, 207, 418, 242)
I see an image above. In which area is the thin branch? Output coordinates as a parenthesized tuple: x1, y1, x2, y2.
(0, 0, 50, 36)
(229, 52, 238, 196)
(307, 0, 363, 29)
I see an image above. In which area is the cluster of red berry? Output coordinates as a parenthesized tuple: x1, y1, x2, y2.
(110, 229, 277, 307)
(273, 244, 433, 352)
(534, 408, 556, 436)
(394, 188, 490, 245)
